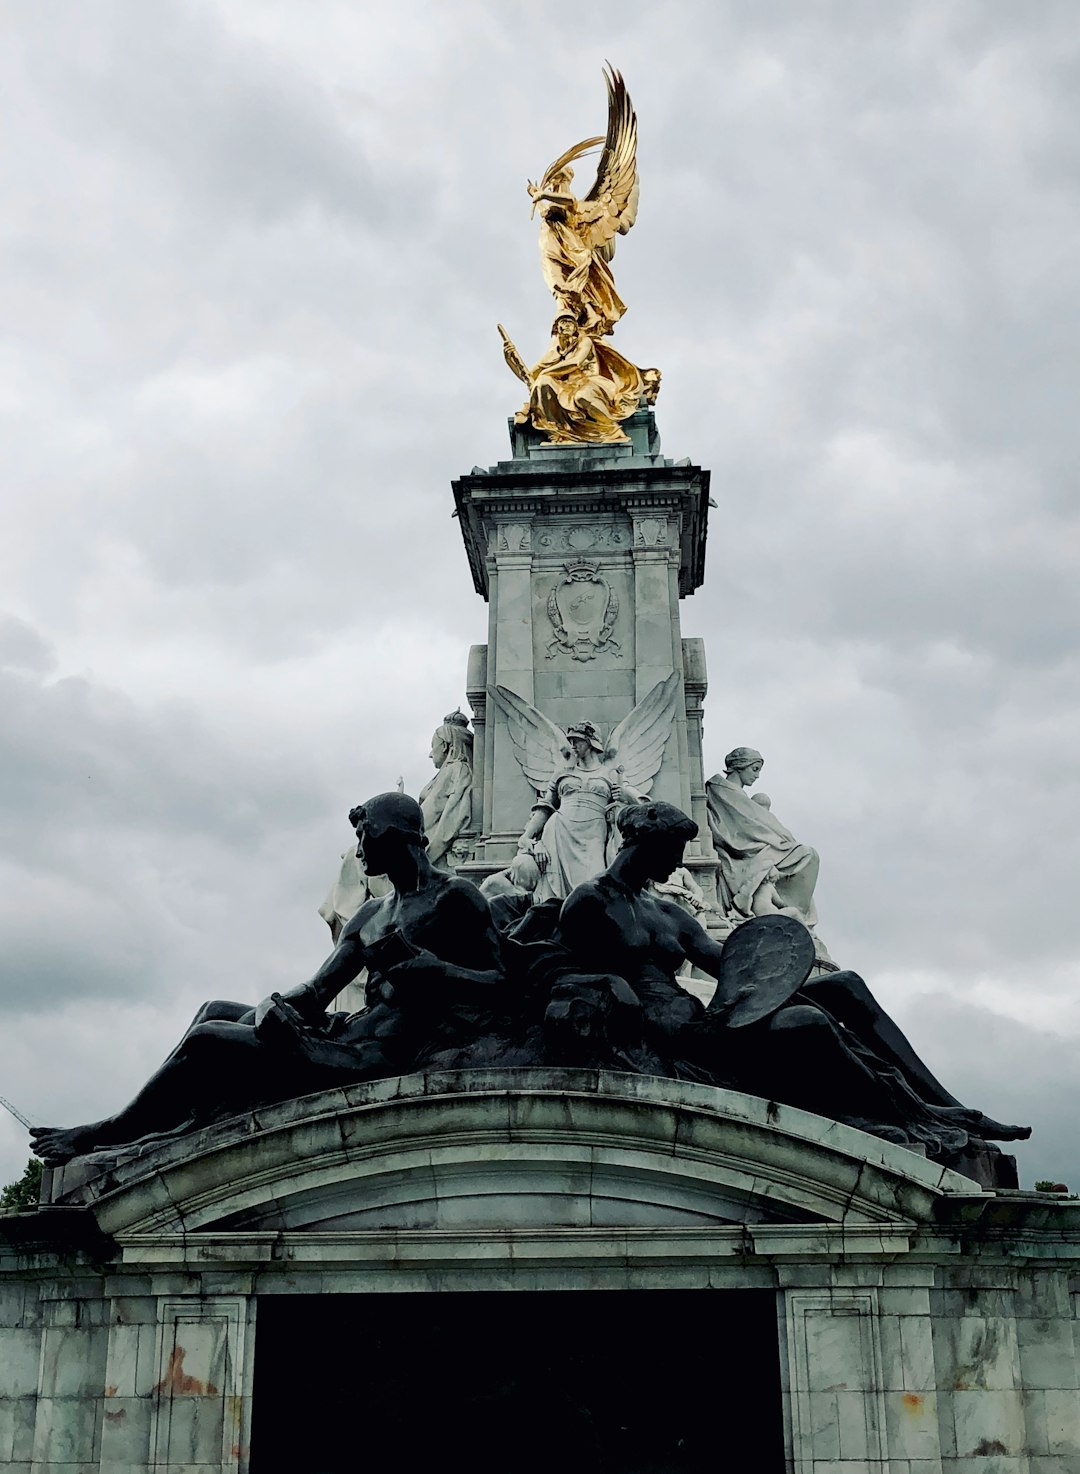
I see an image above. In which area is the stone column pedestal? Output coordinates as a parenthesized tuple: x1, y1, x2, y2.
(452, 410, 719, 887)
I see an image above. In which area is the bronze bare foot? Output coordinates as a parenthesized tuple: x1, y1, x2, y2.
(29, 1122, 106, 1167)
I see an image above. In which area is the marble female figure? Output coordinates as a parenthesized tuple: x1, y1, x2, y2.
(419, 708, 474, 869)
(706, 747, 821, 926)
(518, 719, 643, 903)
(493, 671, 683, 905)
(318, 707, 474, 942)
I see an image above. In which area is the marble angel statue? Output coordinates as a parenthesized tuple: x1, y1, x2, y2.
(527, 64, 639, 337)
(492, 672, 681, 903)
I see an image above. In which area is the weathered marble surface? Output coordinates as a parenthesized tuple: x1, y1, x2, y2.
(6, 1081, 1079, 1474)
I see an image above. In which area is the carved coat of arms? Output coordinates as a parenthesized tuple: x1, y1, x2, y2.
(546, 559, 620, 661)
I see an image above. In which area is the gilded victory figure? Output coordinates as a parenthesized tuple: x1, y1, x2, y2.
(499, 66, 659, 446)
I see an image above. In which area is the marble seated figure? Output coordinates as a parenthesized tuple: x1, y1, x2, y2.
(706, 747, 821, 929)
(418, 707, 475, 870)
(317, 805, 391, 941)
(647, 864, 727, 986)
(30, 794, 504, 1167)
(557, 802, 1029, 1159)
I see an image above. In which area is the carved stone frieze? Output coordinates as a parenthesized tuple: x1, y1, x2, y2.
(535, 524, 628, 552)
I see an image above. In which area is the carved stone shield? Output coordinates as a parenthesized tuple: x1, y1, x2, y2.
(545, 560, 621, 662)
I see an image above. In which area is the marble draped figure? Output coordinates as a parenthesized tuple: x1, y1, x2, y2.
(30, 796, 1029, 1175)
(706, 747, 821, 930)
(493, 672, 681, 903)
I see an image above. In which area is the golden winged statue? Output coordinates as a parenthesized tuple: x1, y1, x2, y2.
(528, 64, 639, 338)
(499, 66, 660, 447)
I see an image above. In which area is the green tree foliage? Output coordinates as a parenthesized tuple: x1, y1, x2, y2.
(0, 1157, 43, 1212)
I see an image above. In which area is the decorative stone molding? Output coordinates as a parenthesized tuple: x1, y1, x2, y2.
(49, 1071, 985, 1236)
(149, 1296, 249, 1471)
(633, 514, 670, 548)
(535, 524, 629, 551)
(495, 521, 532, 553)
(784, 1288, 889, 1471)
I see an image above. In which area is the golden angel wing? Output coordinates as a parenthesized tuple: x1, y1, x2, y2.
(538, 135, 605, 196)
(580, 65, 639, 260)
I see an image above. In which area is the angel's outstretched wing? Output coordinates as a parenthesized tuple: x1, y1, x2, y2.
(578, 65, 639, 261)
(604, 670, 680, 795)
(490, 685, 572, 793)
(537, 134, 605, 197)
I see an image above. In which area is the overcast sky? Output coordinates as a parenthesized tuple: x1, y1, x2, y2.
(1, 0, 1077, 1190)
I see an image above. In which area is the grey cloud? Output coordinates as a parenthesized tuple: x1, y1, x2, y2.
(0, 615, 57, 675)
(21, 3, 372, 227)
(887, 992, 1080, 1188)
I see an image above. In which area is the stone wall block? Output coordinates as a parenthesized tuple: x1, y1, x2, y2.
(878, 1286, 935, 1316)
(899, 1315, 938, 1392)
(9, 1393, 35, 1463)
(99, 1392, 152, 1467)
(0, 1397, 16, 1463)
(884, 1391, 940, 1463)
(948, 1388, 1027, 1459)
(0, 1326, 43, 1398)
(109, 1293, 159, 1326)
(831, 1265, 888, 1288)
(1016, 1315, 1079, 1391)
(803, 1461, 881, 1473)
(935, 1315, 1022, 1390)
(0, 1283, 30, 1328)
(943, 1461, 1029, 1474)
(806, 1391, 841, 1459)
(104, 1320, 160, 1399)
(878, 1314, 937, 1391)
(31, 1392, 102, 1466)
(38, 1322, 109, 1399)
(1022, 1387, 1080, 1457)
(1016, 1271, 1071, 1320)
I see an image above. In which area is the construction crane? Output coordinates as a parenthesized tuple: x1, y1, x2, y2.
(0, 1096, 34, 1131)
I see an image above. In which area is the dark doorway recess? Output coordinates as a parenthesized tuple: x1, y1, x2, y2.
(249, 1286, 785, 1474)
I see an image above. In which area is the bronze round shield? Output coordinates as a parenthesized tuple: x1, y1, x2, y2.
(707, 914, 816, 1028)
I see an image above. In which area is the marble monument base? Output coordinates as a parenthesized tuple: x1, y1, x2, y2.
(2, 1071, 1078, 1472)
